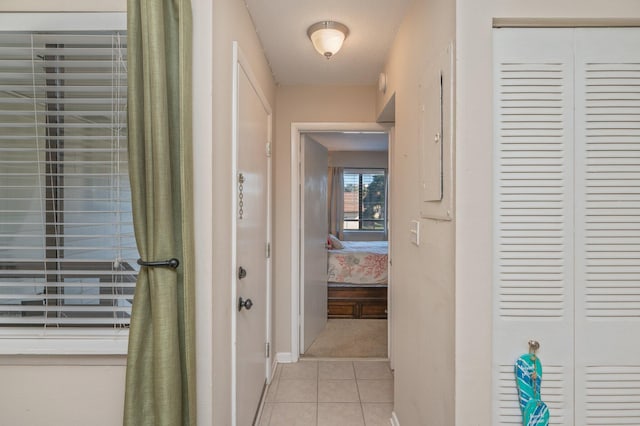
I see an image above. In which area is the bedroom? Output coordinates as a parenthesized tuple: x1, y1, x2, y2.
(299, 130, 390, 358)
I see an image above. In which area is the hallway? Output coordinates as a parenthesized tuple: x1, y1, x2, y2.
(258, 360, 393, 426)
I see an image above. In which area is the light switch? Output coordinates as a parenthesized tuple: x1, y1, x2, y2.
(410, 220, 420, 246)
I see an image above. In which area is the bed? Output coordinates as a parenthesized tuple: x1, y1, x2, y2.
(327, 240, 388, 319)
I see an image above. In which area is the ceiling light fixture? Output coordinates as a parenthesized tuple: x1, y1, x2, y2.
(307, 21, 349, 60)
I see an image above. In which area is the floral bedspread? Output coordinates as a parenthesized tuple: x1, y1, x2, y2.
(327, 241, 388, 284)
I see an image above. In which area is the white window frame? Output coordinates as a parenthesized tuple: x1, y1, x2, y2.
(0, 12, 130, 355)
(342, 168, 387, 234)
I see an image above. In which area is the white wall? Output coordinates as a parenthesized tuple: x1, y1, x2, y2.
(273, 85, 377, 355)
(455, 1, 640, 425)
(377, 0, 456, 424)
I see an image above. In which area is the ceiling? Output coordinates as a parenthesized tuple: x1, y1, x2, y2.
(305, 132, 388, 152)
(243, 0, 412, 86)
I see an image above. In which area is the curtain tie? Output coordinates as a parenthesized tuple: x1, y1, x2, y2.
(137, 258, 180, 269)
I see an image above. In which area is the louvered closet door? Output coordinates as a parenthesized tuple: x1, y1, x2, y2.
(574, 28, 640, 425)
(493, 29, 575, 425)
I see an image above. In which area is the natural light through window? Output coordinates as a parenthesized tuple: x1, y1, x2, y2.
(0, 16, 137, 340)
(343, 169, 386, 231)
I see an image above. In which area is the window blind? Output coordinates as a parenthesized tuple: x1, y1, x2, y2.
(343, 169, 386, 231)
(0, 31, 138, 327)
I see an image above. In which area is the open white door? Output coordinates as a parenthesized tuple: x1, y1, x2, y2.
(300, 136, 328, 353)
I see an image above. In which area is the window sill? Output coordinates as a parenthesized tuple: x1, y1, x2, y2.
(0, 328, 129, 355)
(0, 354, 127, 366)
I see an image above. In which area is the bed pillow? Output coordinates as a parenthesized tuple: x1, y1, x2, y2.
(328, 234, 344, 249)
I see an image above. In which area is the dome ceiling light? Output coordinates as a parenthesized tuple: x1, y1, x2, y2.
(307, 21, 349, 60)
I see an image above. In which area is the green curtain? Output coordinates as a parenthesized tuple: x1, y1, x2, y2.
(123, 0, 195, 425)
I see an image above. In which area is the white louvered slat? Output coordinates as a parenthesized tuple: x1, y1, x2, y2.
(493, 28, 574, 425)
(584, 366, 640, 425)
(574, 28, 640, 425)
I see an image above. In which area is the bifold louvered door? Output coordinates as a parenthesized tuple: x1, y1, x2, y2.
(493, 29, 575, 425)
(494, 27, 640, 425)
(574, 28, 640, 425)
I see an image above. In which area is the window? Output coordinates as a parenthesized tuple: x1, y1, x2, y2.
(343, 169, 386, 231)
(0, 15, 137, 340)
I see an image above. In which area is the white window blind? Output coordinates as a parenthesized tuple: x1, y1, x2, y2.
(0, 30, 138, 328)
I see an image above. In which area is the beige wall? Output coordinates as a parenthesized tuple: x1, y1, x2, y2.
(328, 150, 388, 169)
(455, 1, 640, 425)
(0, 3, 128, 426)
(0, 358, 126, 426)
(211, 0, 276, 424)
(378, 0, 456, 424)
(273, 86, 377, 354)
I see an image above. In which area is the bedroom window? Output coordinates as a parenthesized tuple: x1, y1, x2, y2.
(0, 19, 138, 337)
(343, 169, 386, 231)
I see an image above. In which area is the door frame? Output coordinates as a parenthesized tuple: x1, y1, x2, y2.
(290, 122, 389, 359)
(231, 42, 273, 426)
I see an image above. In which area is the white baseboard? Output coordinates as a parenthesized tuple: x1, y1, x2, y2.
(276, 352, 295, 363)
(269, 357, 278, 383)
(390, 411, 400, 426)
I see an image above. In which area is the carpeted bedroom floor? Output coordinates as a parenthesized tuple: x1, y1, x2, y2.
(304, 319, 388, 358)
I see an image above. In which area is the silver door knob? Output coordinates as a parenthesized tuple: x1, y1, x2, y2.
(238, 297, 253, 311)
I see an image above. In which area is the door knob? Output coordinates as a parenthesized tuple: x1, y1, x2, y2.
(238, 266, 247, 280)
(238, 297, 253, 311)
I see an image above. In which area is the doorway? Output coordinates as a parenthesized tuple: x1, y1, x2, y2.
(290, 122, 392, 360)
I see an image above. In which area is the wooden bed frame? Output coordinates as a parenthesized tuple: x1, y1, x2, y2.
(327, 283, 388, 319)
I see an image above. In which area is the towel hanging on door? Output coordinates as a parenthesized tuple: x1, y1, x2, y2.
(514, 340, 549, 426)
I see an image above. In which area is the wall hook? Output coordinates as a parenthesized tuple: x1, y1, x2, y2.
(528, 339, 540, 355)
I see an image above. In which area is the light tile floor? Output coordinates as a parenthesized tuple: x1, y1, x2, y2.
(258, 360, 393, 426)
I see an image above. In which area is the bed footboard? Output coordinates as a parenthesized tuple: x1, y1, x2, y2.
(327, 284, 388, 319)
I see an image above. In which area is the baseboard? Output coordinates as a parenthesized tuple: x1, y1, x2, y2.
(390, 411, 400, 426)
(269, 357, 278, 383)
(276, 352, 295, 363)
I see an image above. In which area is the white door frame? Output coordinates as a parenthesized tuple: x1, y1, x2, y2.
(290, 122, 389, 359)
(232, 42, 273, 426)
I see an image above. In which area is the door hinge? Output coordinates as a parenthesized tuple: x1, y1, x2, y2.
(265, 342, 270, 358)
(266, 142, 272, 157)
(266, 242, 271, 259)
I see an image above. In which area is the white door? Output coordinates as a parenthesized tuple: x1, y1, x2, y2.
(493, 28, 575, 424)
(235, 55, 271, 426)
(493, 27, 640, 425)
(301, 136, 328, 353)
(573, 28, 640, 425)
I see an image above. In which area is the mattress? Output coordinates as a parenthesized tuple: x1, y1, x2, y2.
(327, 241, 388, 284)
